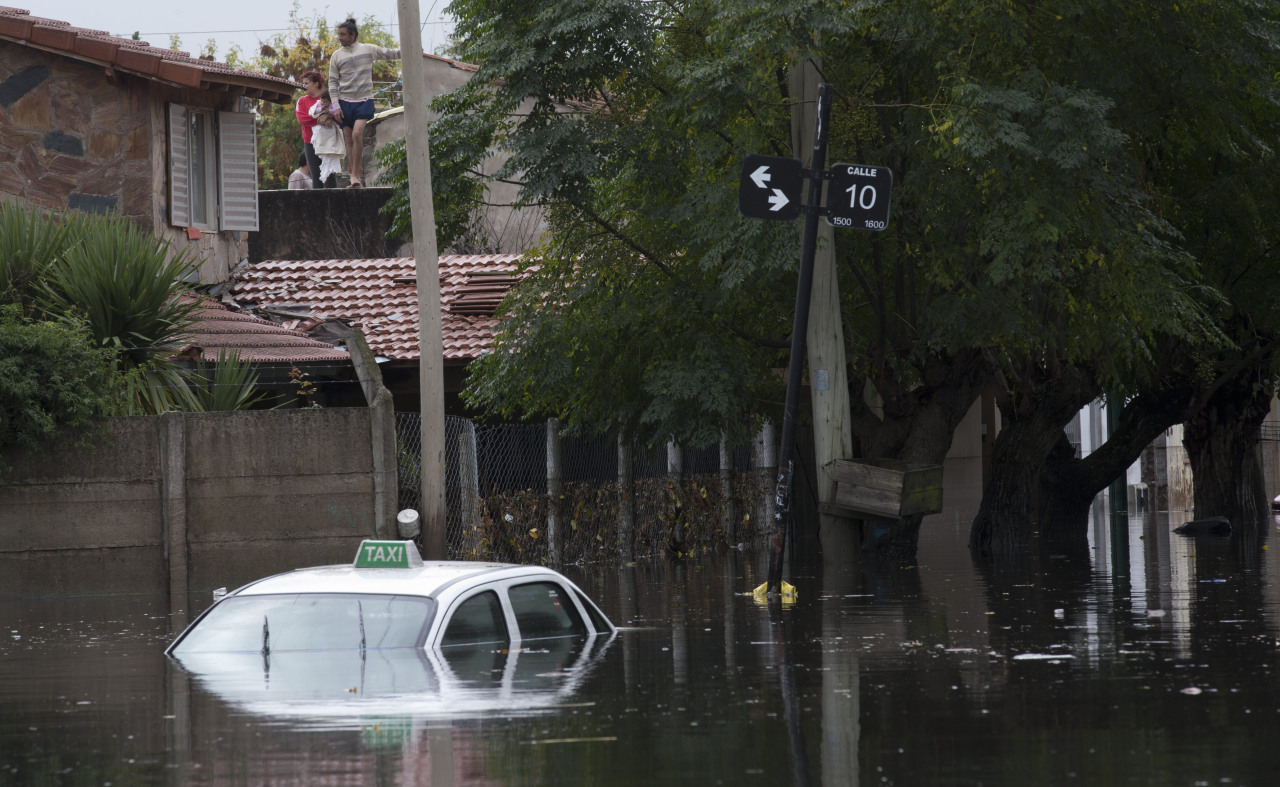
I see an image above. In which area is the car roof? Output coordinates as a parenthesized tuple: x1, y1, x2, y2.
(231, 561, 568, 599)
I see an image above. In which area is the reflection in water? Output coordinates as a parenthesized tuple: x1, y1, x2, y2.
(5, 461, 1280, 784)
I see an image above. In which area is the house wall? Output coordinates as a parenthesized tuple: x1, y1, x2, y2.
(0, 407, 397, 596)
(145, 83, 253, 283)
(0, 45, 251, 284)
(364, 55, 548, 255)
(0, 45, 153, 221)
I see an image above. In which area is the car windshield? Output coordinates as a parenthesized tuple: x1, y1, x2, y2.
(170, 594, 435, 654)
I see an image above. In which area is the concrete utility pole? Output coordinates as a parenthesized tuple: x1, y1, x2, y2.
(791, 60, 853, 517)
(397, 0, 447, 557)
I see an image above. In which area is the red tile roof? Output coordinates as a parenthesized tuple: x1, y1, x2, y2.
(177, 298, 351, 364)
(0, 7, 298, 103)
(230, 255, 526, 362)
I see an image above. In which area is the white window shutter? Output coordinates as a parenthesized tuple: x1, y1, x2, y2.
(167, 104, 190, 227)
(217, 111, 258, 232)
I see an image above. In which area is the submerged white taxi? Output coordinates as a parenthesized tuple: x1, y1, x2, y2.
(165, 540, 615, 658)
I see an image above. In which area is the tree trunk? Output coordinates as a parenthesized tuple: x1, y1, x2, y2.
(1183, 368, 1272, 535)
(857, 349, 994, 560)
(1037, 379, 1196, 552)
(969, 363, 1097, 556)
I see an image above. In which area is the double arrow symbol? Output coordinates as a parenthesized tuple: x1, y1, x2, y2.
(749, 165, 790, 212)
(738, 154, 802, 221)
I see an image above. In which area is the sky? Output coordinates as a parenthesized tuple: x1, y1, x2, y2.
(34, 1, 456, 63)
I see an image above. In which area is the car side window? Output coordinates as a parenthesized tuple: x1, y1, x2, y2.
(509, 582, 586, 641)
(441, 590, 509, 647)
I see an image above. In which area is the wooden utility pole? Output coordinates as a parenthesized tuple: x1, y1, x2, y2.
(397, 0, 447, 557)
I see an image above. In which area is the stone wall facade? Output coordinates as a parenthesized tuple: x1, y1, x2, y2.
(0, 44, 250, 284)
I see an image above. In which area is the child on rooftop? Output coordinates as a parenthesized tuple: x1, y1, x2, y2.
(310, 91, 346, 186)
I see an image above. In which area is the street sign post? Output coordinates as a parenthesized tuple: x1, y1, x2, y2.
(738, 154, 803, 221)
(736, 84, 895, 595)
(827, 163, 892, 231)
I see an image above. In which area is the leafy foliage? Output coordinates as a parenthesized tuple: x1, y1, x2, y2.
(375, 134, 492, 251)
(2, 202, 269, 420)
(395, 0, 1280, 494)
(0, 305, 118, 461)
(36, 216, 200, 370)
(178, 349, 269, 412)
(0, 203, 89, 315)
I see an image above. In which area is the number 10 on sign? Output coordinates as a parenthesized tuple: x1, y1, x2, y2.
(827, 163, 893, 231)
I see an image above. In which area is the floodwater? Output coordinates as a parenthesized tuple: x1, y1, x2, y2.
(5, 461, 1280, 785)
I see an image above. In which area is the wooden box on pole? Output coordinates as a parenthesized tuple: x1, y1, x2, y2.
(824, 459, 943, 520)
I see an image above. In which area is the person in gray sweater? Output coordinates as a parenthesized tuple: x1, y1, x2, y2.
(328, 17, 400, 188)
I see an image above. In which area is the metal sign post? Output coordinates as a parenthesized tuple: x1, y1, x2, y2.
(765, 83, 832, 595)
(736, 84, 895, 595)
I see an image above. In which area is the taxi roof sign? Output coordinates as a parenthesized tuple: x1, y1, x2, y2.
(354, 539, 424, 568)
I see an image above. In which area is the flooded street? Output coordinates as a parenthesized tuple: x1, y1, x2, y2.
(5, 477, 1280, 785)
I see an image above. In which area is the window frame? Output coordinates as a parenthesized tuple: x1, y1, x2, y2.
(167, 103, 258, 232)
(187, 109, 217, 230)
(432, 575, 604, 650)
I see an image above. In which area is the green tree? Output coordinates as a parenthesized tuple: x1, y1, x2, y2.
(406, 0, 1271, 559)
(981, 0, 1280, 552)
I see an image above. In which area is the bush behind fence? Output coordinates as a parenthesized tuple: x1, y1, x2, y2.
(395, 414, 770, 564)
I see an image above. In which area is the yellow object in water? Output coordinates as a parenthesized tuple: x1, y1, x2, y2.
(751, 581, 797, 600)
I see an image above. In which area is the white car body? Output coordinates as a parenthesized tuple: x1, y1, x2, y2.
(166, 541, 615, 656)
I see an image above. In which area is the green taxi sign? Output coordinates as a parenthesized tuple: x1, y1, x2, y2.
(353, 539, 424, 568)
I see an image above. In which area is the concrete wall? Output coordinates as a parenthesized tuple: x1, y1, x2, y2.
(0, 405, 397, 599)
(249, 186, 408, 262)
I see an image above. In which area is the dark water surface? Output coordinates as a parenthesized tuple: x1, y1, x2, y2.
(5, 477, 1280, 785)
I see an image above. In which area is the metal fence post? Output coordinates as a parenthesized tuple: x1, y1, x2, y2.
(667, 438, 684, 549)
(457, 423, 479, 556)
(618, 424, 635, 562)
(721, 429, 736, 546)
(546, 417, 563, 568)
(753, 419, 778, 541)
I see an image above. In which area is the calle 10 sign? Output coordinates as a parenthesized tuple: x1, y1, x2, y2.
(826, 163, 892, 231)
(737, 155, 893, 231)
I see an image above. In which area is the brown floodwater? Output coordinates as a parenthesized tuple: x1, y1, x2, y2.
(5, 463, 1280, 786)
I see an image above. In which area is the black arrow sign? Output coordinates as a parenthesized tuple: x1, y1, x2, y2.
(738, 154, 803, 221)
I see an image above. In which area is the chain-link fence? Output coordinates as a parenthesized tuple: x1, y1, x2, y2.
(396, 414, 480, 554)
(394, 414, 772, 563)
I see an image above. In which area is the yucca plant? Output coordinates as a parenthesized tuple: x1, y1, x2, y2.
(178, 349, 269, 412)
(0, 202, 90, 315)
(37, 216, 202, 413)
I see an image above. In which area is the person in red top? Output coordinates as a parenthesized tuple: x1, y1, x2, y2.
(295, 71, 335, 188)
